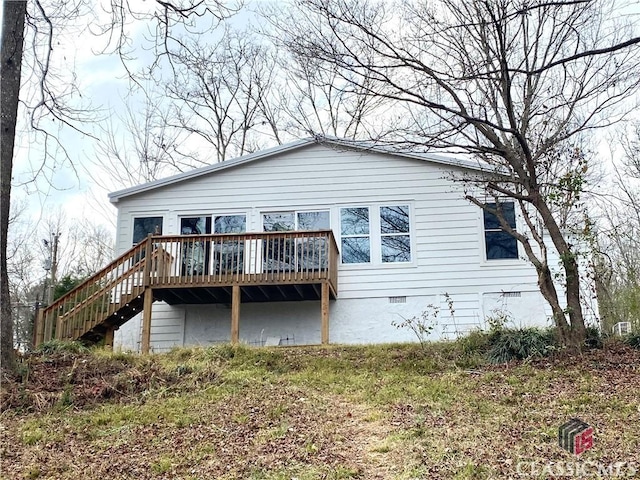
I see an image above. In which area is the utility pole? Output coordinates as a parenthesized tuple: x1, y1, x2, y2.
(47, 232, 60, 304)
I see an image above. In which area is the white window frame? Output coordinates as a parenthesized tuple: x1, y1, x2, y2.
(480, 201, 522, 265)
(379, 204, 412, 264)
(261, 209, 331, 232)
(339, 203, 415, 267)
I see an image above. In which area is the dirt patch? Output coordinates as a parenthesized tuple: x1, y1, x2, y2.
(1, 352, 180, 413)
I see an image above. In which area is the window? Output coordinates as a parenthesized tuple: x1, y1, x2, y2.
(297, 211, 330, 231)
(340, 205, 412, 265)
(483, 202, 518, 260)
(214, 214, 246, 234)
(213, 214, 246, 274)
(380, 205, 411, 263)
(297, 211, 330, 269)
(180, 216, 212, 275)
(132, 216, 163, 244)
(262, 210, 330, 271)
(340, 207, 371, 264)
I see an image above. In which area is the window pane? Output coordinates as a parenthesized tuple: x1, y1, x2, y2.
(341, 208, 369, 235)
(214, 238, 244, 274)
(341, 237, 370, 264)
(297, 211, 330, 230)
(133, 217, 163, 244)
(297, 237, 328, 269)
(213, 215, 246, 274)
(380, 206, 409, 234)
(381, 235, 411, 262)
(181, 217, 211, 235)
(263, 212, 295, 232)
(214, 215, 246, 233)
(179, 217, 211, 276)
(485, 232, 518, 259)
(263, 236, 295, 272)
(484, 202, 516, 230)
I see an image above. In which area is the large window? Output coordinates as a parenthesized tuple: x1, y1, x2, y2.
(483, 202, 518, 260)
(380, 205, 411, 263)
(340, 207, 371, 264)
(340, 205, 412, 265)
(262, 210, 330, 271)
(213, 214, 247, 274)
(132, 216, 163, 244)
(180, 216, 211, 275)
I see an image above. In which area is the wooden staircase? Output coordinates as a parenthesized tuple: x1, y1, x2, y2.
(34, 239, 157, 347)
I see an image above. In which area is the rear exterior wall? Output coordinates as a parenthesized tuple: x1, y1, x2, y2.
(113, 143, 553, 350)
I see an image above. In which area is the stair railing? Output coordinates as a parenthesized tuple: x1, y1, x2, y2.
(35, 236, 154, 345)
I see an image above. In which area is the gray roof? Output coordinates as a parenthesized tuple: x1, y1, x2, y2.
(109, 135, 489, 203)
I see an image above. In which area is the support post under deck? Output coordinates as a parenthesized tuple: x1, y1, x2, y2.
(231, 285, 240, 344)
(321, 281, 330, 344)
(141, 288, 153, 354)
(104, 327, 115, 350)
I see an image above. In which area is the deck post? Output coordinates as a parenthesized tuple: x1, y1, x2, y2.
(231, 285, 240, 344)
(141, 288, 153, 354)
(34, 308, 44, 347)
(55, 316, 63, 341)
(321, 281, 330, 344)
(104, 327, 115, 350)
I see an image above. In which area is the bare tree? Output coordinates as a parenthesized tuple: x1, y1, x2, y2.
(2, 0, 28, 370)
(161, 29, 281, 161)
(273, 48, 390, 139)
(269, 0, 640, 349)
(91, 0, 242, 86)
(87, 88, 200, 192)
(1, 0, 242, 371)
(595, 124, 640, 332)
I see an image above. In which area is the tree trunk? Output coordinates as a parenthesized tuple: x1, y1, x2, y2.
(535, 198, 587, 351)
(1, 0, 27, 372)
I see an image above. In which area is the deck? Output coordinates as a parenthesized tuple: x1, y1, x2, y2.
(35, 231, 339, 351)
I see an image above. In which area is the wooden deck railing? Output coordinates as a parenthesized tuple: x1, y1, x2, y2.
(35, 231, 339, 345)
(148, 230, 338, 291)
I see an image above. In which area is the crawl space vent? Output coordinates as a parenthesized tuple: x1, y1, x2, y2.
(389, 296, 407, 304)
(501, 291, 522, 298)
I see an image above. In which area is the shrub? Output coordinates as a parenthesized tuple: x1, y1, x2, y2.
(36, 340, 89, 355)
(457, 329, 492, 356)
(623, 332, 640, 349)
(584, 325, 604, 349)
(486, 327, 556, 364)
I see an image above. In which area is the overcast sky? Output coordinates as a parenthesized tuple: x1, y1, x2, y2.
(7, 0, 640, 239)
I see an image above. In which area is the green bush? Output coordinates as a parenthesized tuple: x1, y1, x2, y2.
(584, 325, 604, 349)
(623, 332, 640, 349)
(36, 340, 89, 355)
(486, 327, 556, 364)
(457, 329, 493, 356)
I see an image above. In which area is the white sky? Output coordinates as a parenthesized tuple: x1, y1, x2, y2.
(9, 0, 257, 232)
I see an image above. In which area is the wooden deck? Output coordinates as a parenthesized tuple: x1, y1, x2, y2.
(34, 231, 339, 351)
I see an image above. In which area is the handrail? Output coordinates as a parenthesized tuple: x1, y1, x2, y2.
(35, 238, 152, 345)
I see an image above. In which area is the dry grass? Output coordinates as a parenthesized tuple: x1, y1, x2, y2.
(1, 341, 639, 479)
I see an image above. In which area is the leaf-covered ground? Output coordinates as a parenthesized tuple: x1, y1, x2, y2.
(1, 341, 639, 479)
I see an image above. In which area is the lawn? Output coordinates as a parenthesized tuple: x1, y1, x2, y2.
(1, 340, 639, 479)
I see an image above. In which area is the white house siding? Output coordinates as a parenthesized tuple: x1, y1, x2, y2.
(112, 143, 554, 349)
(116, 308, 185, 353)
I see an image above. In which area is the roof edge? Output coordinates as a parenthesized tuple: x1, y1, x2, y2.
(109, 136, 491, 203)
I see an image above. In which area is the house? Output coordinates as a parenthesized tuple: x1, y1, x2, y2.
(35, 136, 593, 352)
